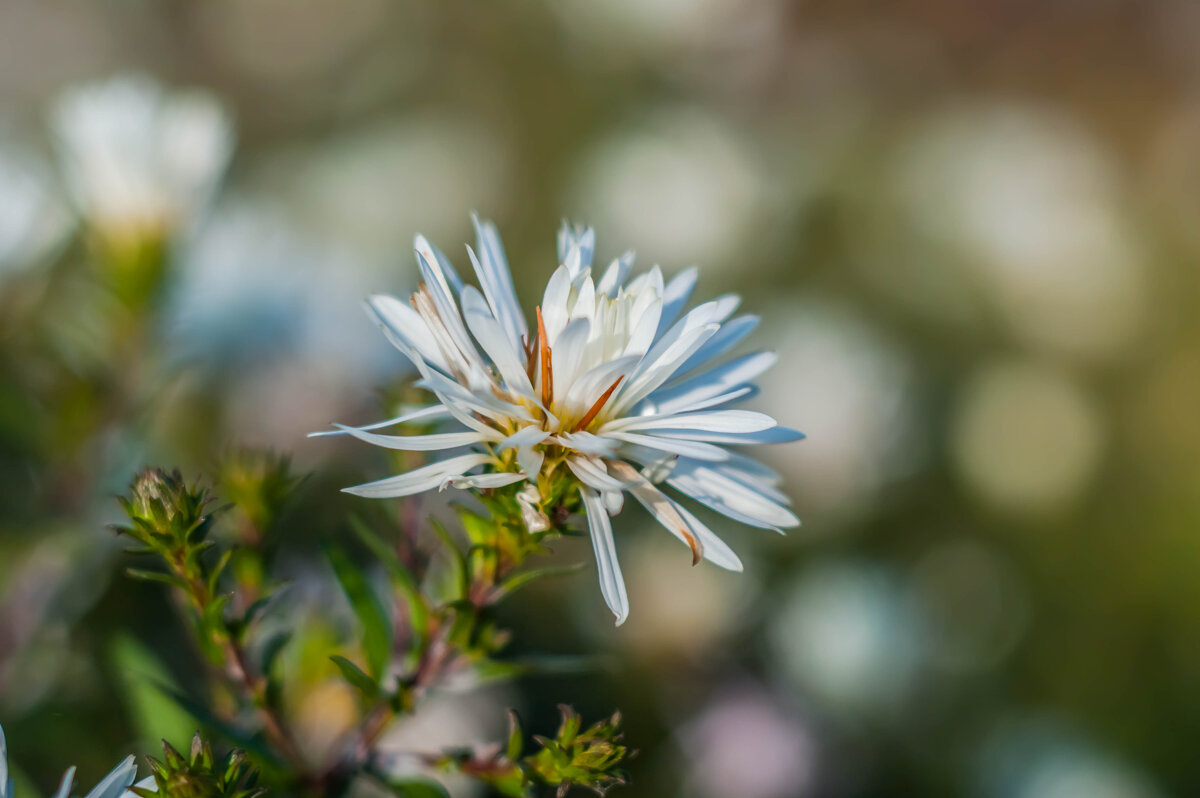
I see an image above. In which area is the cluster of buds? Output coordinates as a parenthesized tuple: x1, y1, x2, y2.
(130, 735, 262, 798)
(116, 468, 216, 569)
(440, 706, 630, 798)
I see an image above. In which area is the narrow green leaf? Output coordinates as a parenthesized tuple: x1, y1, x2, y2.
(368, 772, 450, 798)
(350, 517, 429, 659)
(329, 655, 382, 701)
(492, 564, 584, 603)
(110, 636, 195, 750)
(125, 568, 181, 587)
(430, 519, 469, 601)
(327, 546, 392, 681)
(455, 506, 495, 547)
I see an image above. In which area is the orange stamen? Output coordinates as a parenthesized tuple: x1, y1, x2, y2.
(537, 306, 553, 408)
(572, 376, 624, 432)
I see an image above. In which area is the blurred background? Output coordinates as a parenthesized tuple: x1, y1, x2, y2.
(2, 1, 1200, 796)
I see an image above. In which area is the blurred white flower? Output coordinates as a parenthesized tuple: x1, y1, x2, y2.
(52, 73, 233, 244)
(950, 359, 1105, 515)
(0, 143, 72, 277)
(550, 0, 782, 52)
(769, 561, 923, 717)
(679, 685, 820, 798)
(569, 109, 771, 272)
(757, 302, 918, 520)
(268, 114, 509, 261)
(0, 724, 138, 798)
(316, 218, 803, 625)
(892, 104, 1145, 361)
(172, 197, 389, 378)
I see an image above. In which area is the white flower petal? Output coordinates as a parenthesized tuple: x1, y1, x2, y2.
(333, 425, 493, 451)
(460, 285, 536, 396)
(581, 485, 629, 625)
(608, 430, 731, 461)
(471, 214, 528, 346)
(365, 294, 452, 373)
(84, 757, 138, 798)
(566, 456, 635, 493)
(673, 313, 760, 378)
(666, 461, 800, 529)
(655, 266, 699, 336)
(602, 409, 777, 435)
(343, 453, 494, 498)
(499, 425, 552, 451)
(650, 426, 806, 445)
(309, 405, 453, 438)
(443, 472, 528, 490)
(596, 252, 634, 297)
(651, 350, 778, 412)
(51, 767, 76, 798)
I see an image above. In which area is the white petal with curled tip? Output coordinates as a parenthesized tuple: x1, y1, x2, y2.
(667, 498, 743, 572)
(84, 756, 138, 798)
(343, 453, 493, 498)
(581, 485, 629, 625)
(332, 425, 494, 451)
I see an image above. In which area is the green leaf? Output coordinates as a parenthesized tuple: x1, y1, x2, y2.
(455, 506, 495, 547)
(125, 568, 181, 587)
(157, 684, 280, 767)
(367, 769, 450, 798)
(430, 519, 468, 601)
(110, 635, 195, 750)
(350, 517, 429, 661)
(329, 655, 382, 701)
(492, 563, 584, 603)
(327, 546, 392, 681)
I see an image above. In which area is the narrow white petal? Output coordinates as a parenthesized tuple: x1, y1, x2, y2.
(613, 323, 720, 414)
(668, 499, 744, 572)
(343, 453, 493, 498)
(673, 313, 760, 378)
(666, 461, 800, 529)
(566, 456, 635, 492)
(655, 266, 699, 336)
(309, 405, 453, 438)
(554, 431, 621, 457)
(581, 486, 629, 625)
(608, 461, 705, 567)
(365, 294, 452, 374)
(52, 768, 76, 798)
(541, 264, 573, 341)
(414, 235, 484, 366)
(607, 430, 730, 461)
(516, 445, 545, 478)
(596, 252, 634, 297)
(471, 214, 527, 345)
(650, 426, 806, 445)
(83, 756, 138, 798)
(499, 425, 551, 451)
(651, 351, 778, 412)
(602, 489, 624, 515)
(333, 424, 492, 451)
(442, 472, 527, 490)
(602, 409, 776, 435)
(460, 285, 536, 396)
(550, 317, 591, 399)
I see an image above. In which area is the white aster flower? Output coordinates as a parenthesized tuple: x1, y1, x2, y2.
(317, 217, 803, 624)
(51, 73, 233, 245)
(0, 723, 140, 798)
